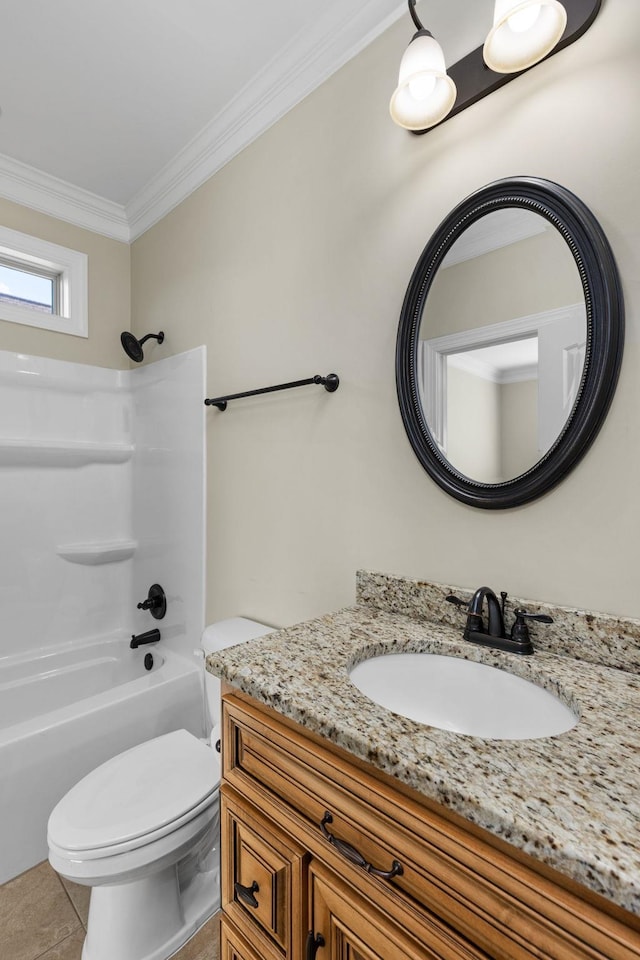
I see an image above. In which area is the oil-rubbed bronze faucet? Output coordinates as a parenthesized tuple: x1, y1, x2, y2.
(446, 587, 553, 655)
(130, 628, 161, 649)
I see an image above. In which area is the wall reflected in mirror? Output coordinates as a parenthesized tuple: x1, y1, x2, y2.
(417, 209, 586, 483)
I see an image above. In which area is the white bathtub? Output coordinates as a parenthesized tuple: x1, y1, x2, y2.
(0, 636, 205, 884)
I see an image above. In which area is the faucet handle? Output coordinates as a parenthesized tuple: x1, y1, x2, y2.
(446, 594, 484, 635)
(511, 608, 553, 646)
(445, 594, 468, 609)
(136, 584, 167, 620)
(513, 608, 553, 624)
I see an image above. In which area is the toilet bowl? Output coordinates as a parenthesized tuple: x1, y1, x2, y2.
(47, 617, 274, 960)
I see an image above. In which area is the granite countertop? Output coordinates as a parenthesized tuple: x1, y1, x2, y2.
(207, 571, 640, 916)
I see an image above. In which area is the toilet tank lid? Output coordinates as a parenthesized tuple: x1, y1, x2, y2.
(201, 617, 275, 655)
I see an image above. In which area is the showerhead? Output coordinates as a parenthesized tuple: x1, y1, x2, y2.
(120, 330, 164, 363)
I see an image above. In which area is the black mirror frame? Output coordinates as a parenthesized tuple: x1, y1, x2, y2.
(396, 177, 624, 509)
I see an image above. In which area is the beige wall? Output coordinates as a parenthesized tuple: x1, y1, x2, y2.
(445, 369, 539, 484)
(424, 226, 583, 338)
(447, 365, 501, 483)
(500, 379, 539, 479)
(132, 0, 640, 623)
(0, 198, 130, 368)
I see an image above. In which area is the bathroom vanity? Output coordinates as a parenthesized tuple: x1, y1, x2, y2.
(208, 572, 640, 960)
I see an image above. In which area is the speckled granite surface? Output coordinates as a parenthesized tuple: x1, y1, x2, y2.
(357, 571, 640, 674)
(207, 572, 640, 915)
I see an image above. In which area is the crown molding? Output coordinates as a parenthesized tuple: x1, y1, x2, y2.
(441, 208, 548, 267)
(126, 0, 406, 240)
(449, 352, 538, 385)
(0, 152, 130, 243)
(0, 2, 404, 244)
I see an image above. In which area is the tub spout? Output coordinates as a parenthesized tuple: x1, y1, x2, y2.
(130, 628, 161, 649)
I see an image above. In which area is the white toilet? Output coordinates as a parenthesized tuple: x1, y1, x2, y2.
(47, 618, 274, 960)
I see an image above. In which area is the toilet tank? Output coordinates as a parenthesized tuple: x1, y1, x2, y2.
(201, 617, 275, 738)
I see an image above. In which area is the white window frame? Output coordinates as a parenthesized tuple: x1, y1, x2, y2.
(0, 225, 88, 337)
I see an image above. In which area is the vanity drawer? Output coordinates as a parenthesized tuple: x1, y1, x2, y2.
(221, 789, 308, 960)
(223, 692, 640, 960)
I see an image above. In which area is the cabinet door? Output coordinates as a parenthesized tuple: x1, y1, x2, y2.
(308, 861, 483, 960)
(222, 788, 308, 960)
(221, 915, 273, 960)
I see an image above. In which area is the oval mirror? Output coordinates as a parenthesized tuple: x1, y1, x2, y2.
(396, 178, 624, 509)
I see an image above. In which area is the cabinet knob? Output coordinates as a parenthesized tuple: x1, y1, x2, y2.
(234, 879, 259, 908)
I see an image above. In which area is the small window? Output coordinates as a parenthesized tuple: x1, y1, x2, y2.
(0, 260, 57, 314)
(0, 226, 88, 337)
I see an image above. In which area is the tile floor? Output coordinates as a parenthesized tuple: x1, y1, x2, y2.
(0, 860, 220, 960)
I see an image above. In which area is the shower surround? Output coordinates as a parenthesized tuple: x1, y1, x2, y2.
(0, 346, 206, 882)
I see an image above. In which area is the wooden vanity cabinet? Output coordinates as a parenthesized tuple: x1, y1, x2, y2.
(220, 689, 640, 960)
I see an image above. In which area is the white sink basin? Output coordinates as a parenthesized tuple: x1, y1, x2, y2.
(349, 653, 577, 740)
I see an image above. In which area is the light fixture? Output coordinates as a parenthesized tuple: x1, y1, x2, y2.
(390, 1, 599, 135)
(390, 0, 457, 131)
(483, 0, 568, 73)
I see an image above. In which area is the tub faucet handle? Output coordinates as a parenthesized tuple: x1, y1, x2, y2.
(136, 584, 166, 620)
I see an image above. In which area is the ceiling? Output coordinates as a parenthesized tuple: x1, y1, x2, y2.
(0, 1, 493, 242)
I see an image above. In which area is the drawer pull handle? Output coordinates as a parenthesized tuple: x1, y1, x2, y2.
(306, 932, 325, 960)
(234, 879, 259, 908)
(319, 811, 403, 881)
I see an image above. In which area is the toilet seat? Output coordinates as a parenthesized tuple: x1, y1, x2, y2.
(48, 730, 220, 862)
(49, 801, 219, 886)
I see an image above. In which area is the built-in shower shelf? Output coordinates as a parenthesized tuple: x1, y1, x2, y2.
(57, 540, 138, 565)
(0, 438, 134, 467)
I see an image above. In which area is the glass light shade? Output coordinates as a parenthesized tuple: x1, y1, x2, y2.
(483, 0, 567, 73)
(390, 32, 457, 131)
